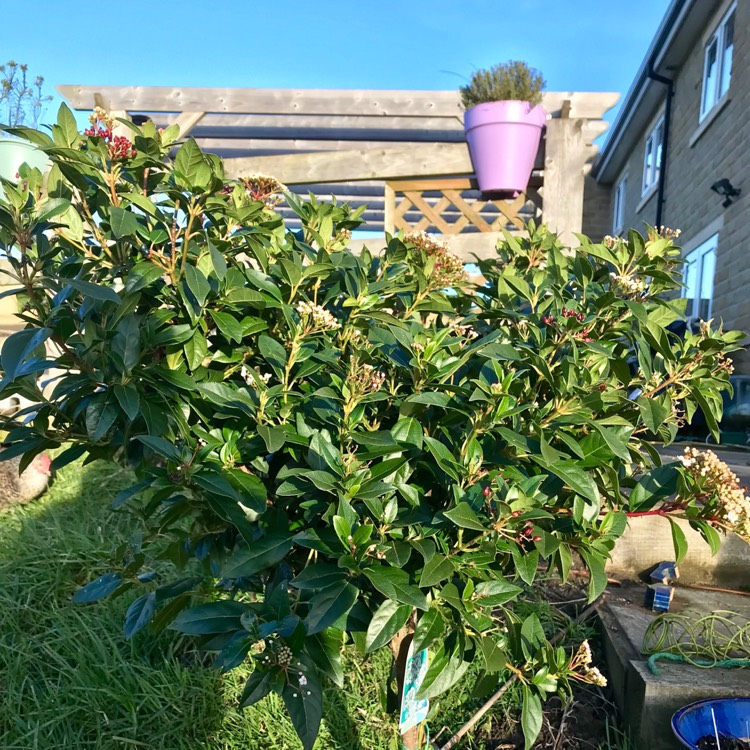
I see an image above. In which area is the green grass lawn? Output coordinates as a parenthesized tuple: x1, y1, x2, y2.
(0, 459, 403, 750)
(0, 458, 612, 750)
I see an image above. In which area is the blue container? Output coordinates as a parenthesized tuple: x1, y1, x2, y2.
(672, 698, 750, 749)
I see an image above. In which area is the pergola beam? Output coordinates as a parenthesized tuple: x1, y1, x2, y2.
(58, 86, 619, 120)
(223, 142, 475, 183)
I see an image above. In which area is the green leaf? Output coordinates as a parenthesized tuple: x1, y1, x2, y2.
(306, 629, 344, 687)
(136, 435, 183, 463)
(113, 384, 140, 421)
(417, 640, 471, 700)
(511, 547, 539, 586)
(391, 417, 423, 449)
(692, 518, 722, 556)
(208, 242, 228, 280)
(281, 656, 322, 750)
(184, 329, 208, 370)
(240, 670, 274, 708)
(637, 395, 671, 433)
(474, 578, 522, 607)
(668, 518, 689, 564)
(170, 600, 248, 634)
(580, 549, 608, 602)
(257, 425, 287, 453)
(0, 327, 51, 382)
(65, 278, 121, 304)
(123, 592, 157, 639)
(479, 637, 506, 673)
(363, 567, 428, 611)
(85, 395, 118, 442)
(112, 316, 140, 374)
(221, 534, 294, 579)
(183, 264, 211, 309)
(258, 334, 288, 374)
(209, 310, 243, 343)
(542, 460, 601, 508)
(412, 608, 444, 653)
(591, 424, 632, 461)
(419, 554, 453, 588)
(521, 685, 543, 750)
(305, 581, 359, 635)
(444, 502, 486, 531)
(56, 103, 79, 146)
(73, 572, 122, 603)
(308, 431, 343, 475)
(109, 206, 140, 239)
(365, 599, 412, 653)
(629, 464, 679, 512)
(423, 436, 460, 481)
(290, 564, 346, 591)
(174, 137, 211, 188)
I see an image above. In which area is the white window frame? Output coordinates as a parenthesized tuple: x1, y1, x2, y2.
(682, 234, 718, 322)
(700, 3, 736, 121)
(613, 176, 627, 234)
(642, 115, 664, 196)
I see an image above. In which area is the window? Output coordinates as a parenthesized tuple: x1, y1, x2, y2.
(613, 177, 626, 234)
(642, 116, 664, 195)
(701, 4, 735, 120)
(682, 234, 717, 321)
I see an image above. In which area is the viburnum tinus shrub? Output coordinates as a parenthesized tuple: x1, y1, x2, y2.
(0, 105, 744, 749)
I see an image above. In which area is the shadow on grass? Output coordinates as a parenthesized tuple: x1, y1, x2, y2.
(0, 458, 399, 750)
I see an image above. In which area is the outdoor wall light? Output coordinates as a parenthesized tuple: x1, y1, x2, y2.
(711, 178, 741, 207)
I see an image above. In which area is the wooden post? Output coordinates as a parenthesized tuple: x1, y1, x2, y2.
(542, 103, 593, 246)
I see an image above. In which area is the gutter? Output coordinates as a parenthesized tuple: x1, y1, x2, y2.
(647, 61, 674, 229)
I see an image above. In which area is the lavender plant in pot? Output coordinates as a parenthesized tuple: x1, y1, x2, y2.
(460, 60, 546, 194)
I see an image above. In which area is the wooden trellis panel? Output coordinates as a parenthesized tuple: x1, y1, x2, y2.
(384, 178, 542, 235)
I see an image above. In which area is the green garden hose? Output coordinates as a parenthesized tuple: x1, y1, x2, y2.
(642, 610, 750, 674)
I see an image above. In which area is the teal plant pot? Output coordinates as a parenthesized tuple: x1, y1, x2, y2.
(0, 137, 50, 197)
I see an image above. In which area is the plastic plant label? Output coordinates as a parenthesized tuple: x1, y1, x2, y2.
(399, 640, 430, 734)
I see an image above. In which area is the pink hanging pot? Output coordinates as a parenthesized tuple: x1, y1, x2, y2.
(464, 100, 547, 193)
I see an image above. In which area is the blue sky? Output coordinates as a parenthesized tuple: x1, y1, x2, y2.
(4, 0, 670, 133)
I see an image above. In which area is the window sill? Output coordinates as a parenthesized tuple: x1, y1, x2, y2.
(690, 95, 731, 148)
(636, 184, 659, 213)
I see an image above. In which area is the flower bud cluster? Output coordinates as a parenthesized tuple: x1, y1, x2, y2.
(238, 174, 287, 208)
(404, 232, 466, 288)
(352, 362, 386, 394)
(680, 447, 750, 538)
(561, 307, 586, 323)
(295, 300, 340, 332)
(84, 107, 137, 160)
(610, 271, 646, 296)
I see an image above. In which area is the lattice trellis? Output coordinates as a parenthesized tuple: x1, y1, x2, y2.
(384, 178, 542, 235)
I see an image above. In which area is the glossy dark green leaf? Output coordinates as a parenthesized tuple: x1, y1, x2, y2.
(73, 572, 123, 603)
(412, 608, 444, 653)
(419, 554, 453, 588)
(521, 685, 543, 750)
(64, 277, 121, 303)
(124, 592, 157, 639)
(306, 629, 344, 687)
(365, 599, 412, 653)
(444, 502, 485, 531)
(209, 310, 243, 343)
(113, 384, 140, 421)
(281, 656, 322, 750)
(109, 206, 140, 239)
(170, 600, 248, 634)
(221, 534, 294, 579)
(668, 518, 688, 564)
(305, 581, 359, 635)
(240, 669, 274, 708)
(363, 567, 428, 611)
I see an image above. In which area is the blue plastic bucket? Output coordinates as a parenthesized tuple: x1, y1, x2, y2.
(672, 698, 750, 748)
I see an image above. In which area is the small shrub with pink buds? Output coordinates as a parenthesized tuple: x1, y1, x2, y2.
(0, 107, 744, 750)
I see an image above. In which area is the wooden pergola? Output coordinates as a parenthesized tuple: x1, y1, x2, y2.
(58, 85, 619, 256)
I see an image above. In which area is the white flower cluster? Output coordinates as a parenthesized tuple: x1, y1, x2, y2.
(295, 300, 340, 331)
(681, 447, 750, 538)
(569, 640, 608, 687)
(241, 366, 272, 387)
(450, 321, 480, 340)
(610, 272, 646, 295)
